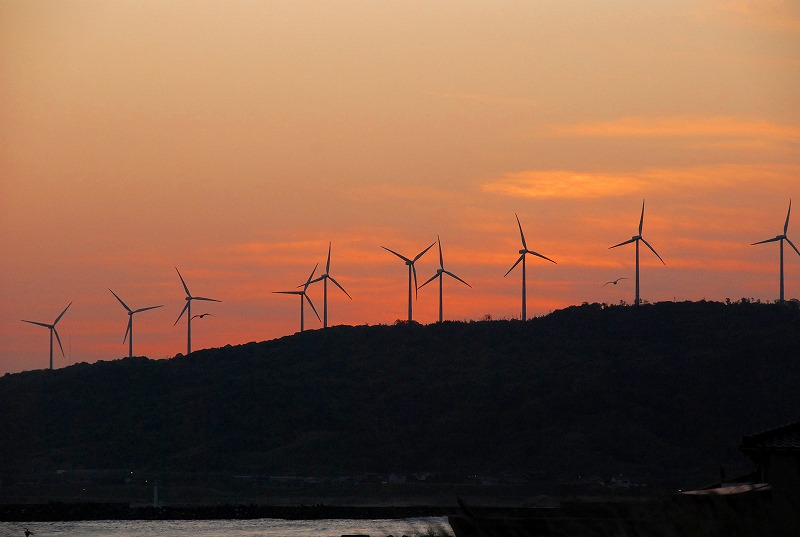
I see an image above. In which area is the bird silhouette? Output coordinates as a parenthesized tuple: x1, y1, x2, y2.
(24, 529, 33, 537)
(191, 313, 213, 320)
(603, 277, 628, 287)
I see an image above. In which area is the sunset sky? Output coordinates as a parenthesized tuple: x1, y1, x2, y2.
(2, 0, 799, 375)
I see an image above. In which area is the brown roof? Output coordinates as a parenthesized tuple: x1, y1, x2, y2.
(741, 421, 800, 452)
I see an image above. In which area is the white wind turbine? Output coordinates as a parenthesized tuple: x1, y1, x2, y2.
(273, 264, 321, 332)
(21, 302, 72, 370)
(504, 214, 556, 321)
(609, 200, 665, 306)
(109, 289, 163, 359)
(174, 267, 221, 355)
(382, 241, 436, 323)
(308, 243, 351, 328)
(752, 200, 800, 303)
(419, 236, 471, 323)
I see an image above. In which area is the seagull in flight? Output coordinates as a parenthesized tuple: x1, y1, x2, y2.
(603, 277, 628, 287)
(191, 313, 213, 320)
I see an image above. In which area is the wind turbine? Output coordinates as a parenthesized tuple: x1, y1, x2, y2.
(419, 236, 471, 323)
(609, 200, 665, 306)
(109, 289, 163, 359)
(752, 200, 800, 303)
(21, 302, 72, 370)
(174, 267, 220, 355)
(308, 243, 351, 328)
(273, 264, 321, 332)
(382, 241, 436, 322)
(504, 214, 556, 320)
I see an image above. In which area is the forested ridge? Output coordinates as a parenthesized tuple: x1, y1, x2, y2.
(2, 300, 799, 490)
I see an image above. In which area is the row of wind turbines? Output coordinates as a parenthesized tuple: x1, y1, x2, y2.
(22, 199, 799, 369)
(22, 268, 219, 369)
(273, 199, 799, 330)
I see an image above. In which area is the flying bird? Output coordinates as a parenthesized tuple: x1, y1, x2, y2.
(603, 277, 628, 287)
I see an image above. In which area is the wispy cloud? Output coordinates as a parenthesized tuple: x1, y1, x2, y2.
(481, 163, 800, 201)
(551, 116, 800, 141)
(706, 0, 800, 34)
(481, 170, 644, 200)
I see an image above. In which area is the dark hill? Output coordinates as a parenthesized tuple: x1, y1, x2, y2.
(2, 300, 800, 492)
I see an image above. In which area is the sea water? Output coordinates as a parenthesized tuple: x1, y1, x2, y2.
(0, 517, 451, 537)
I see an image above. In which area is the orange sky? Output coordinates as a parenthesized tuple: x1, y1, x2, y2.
(1, 0, 799, 374)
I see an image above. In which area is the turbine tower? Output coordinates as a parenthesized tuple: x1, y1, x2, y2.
(504, 214, 556, 321)
(419, 236, 471, 323)
(174, 267, 220, 355)
(109, 289, 163, 359)
(382, 241, 436, 323)
(752, 200, 800, 303)
(308, 243, 351, 328)
(273, 264, 321, 332)
(21, 302, 72, 370)
(609, 200, 665, 306)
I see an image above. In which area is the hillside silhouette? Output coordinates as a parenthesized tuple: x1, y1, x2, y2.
(2, 300, 800, 492)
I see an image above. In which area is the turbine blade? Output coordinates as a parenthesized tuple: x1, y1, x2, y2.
(639, 199, 645, 235)
(193, 296, 221, 302)
(437, 235, 444, 269)
(504, 254, 524, 277)
(307, 275, 325, 285)
(123, 317, 131, 344)
(304, 263, 319, 288)
(751, 237, 781, 245)
(528, 250, 557, 264)
(274, 290, 303, 295)
(515, 213, 527, 250)
(419, 273, 438, 289)
(21, 320, 51, 329)
(304, 293, 321, 321)
(328, 276, 352, 299)
(444, 270, 472, 288)
(54, 302, 72, 324)
(53, 327, 65, 357)
(609, 238, 637, 249)
(413, 241, 436, 262)
(175, 267, 191, 297)
(785, 199, 792, 235)
(641, 237, 666, 265)
(109, 289, 132, 312)
(174, 302, 190, 325)
(786, 237, 800, 257)
(325, 242, 332, 273)
(132, 305, 163, 314)
(381, 246, 412, 263)
(412, 264, 419, 298)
